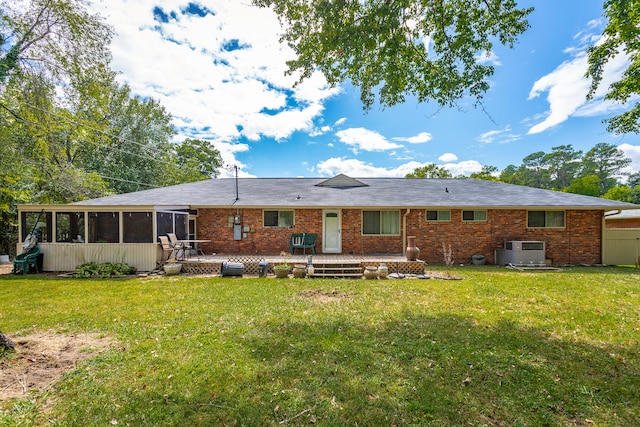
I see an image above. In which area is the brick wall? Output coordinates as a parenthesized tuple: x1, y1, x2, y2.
(195, 207, 604, 265)
(605, 218, 640, 228)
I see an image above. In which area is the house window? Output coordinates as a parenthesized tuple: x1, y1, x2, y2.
(56, 212, 85, 242)
(363, 210, 400, 235)
(462, 210, 487, 222)
(426, 210, 451, 221)
(528, 211, 565, 228)
(123, 212, 153, 243)
(264, 210, 294, 228)
(88, 212, 119, 243)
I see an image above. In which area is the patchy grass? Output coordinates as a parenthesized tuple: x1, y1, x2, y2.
(0, 266, 639, 426)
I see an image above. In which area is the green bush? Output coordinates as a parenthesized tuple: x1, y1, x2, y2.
(74, 262, 136, 278)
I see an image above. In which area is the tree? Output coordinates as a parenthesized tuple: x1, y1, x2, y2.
(603, 184, 633, 202)
(254, 0, 533, 110)
(580, 142, 631, 194)
(468, 165, 499, 181)
(586, 0, 640, 134)
(543, 145, 582, 190)
(176, 138, 224, 180)
(406, 164, 452, 178)
(0, 0, 114, 88)
(565, 175, 602, 197)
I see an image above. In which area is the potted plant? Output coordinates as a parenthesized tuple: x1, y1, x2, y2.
(163, 256, 182, 276)
(274, 251, 291, 278)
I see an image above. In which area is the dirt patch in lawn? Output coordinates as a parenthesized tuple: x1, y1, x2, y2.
(0, 332, 113, 402)
(299, 289, 355, 302)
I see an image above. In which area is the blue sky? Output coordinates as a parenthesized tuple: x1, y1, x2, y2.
(91, 0, 640, 179)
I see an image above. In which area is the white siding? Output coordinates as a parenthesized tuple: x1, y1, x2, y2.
(23, 243, 159, 272)
(603, 228, 640, 265)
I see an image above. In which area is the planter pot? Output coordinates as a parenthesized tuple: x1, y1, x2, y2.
(406, 236, 420, 261)
(364, 266, 378, 279)
(292, 264, 306, 278)
(274, 267, 290, 278)
(471, 254, 486, 265)
(164, 263, 182, 275)
(377, 263, 388, 279)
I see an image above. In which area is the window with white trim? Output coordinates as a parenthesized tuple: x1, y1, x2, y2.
(527, 211, 565, 228)
(362, 210, 400, 235)
(462, 210, 487, 222)
(426, 210, 451, 221)
(264, 210, 294, 228)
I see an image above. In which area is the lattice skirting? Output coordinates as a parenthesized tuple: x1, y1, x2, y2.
(361, 261, 425, 275)
(160, 259, 425, 276)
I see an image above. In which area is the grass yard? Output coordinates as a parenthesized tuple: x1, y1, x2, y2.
(0, 266, 639, 426)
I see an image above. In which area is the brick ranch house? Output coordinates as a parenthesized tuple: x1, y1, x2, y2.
(16, 174, 637, 272)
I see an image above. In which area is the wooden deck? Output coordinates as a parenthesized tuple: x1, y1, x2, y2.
(163, 253, 426, 277)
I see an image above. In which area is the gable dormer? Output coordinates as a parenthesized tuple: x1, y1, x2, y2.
(315, 174, 368, 188)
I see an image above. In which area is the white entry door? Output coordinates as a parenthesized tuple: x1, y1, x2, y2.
(323, 210, 342, 253)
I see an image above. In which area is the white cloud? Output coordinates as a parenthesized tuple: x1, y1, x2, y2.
(90, 0, 338, 144)
(241, 103, 325, 141)
(315, 157, 484, 178)
(442, 160, 483, 176)
(316, 158, 425, 177)
(476, 50, 502, 66)
(334, 117, 347, 126)
(335, 128, 403, 153)
(438, 153, 458, 162)
(619, 143, 640, 174)
(212, 142, 255, 178)
(527, 33, 630, 135)
(392, 132, 432, 144)
(477, 126, 521, 144)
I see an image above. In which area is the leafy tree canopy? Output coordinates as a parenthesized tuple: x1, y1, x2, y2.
(586, 0, 640, 134)
(405, 163, 452, 178)
(253, 0, 533, 110)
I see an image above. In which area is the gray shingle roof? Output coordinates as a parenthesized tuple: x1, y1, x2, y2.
(72, 177, 638, 210)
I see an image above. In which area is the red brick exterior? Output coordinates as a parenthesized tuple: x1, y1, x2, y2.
(605, 218, 640, 228)
(195, 208, 604, 265)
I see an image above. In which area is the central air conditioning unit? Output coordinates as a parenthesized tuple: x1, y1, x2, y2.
(495, 241, 546, 266)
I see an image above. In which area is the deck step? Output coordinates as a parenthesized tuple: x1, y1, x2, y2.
(310, 262, 363, 278)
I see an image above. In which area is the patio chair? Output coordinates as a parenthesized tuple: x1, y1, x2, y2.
(159, 236, 176, 260)
(13, 245, 40, 275)
(168, 233, 190, 259)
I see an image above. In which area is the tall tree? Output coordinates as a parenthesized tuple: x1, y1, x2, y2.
(253, 0, 533, 110)
(0, 0, 114, 88)
(519, 151, 550, 188)
(580, 142, 631, 194)
(406, 164, 452, 178)
(543, 145, 582, 190)
(468, 165, 499, 181)
(586, 0, 640, 134)
(175, 138, 224, 180)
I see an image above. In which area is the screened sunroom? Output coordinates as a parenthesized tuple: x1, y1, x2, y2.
(17, 205, 192, 272)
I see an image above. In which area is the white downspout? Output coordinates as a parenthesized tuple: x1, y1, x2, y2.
(403, 208, 411, 256)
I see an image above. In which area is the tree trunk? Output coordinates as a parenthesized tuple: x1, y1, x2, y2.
(0, 330, 16, 352)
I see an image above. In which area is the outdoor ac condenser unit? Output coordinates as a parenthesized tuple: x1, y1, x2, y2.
(496, 241, 545, 266)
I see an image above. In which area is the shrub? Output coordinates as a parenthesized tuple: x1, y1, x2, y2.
(75, 262, 136, 278)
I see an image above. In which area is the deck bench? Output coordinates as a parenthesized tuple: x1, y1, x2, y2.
(290, 233, 317, 255)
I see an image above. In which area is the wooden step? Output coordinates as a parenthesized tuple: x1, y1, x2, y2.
(310, 263, 364, 278)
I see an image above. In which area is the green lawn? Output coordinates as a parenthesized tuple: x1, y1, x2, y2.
(1, 266, 639, 426)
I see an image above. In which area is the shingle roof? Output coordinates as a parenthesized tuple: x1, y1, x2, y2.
(72, 177, 638, 209)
